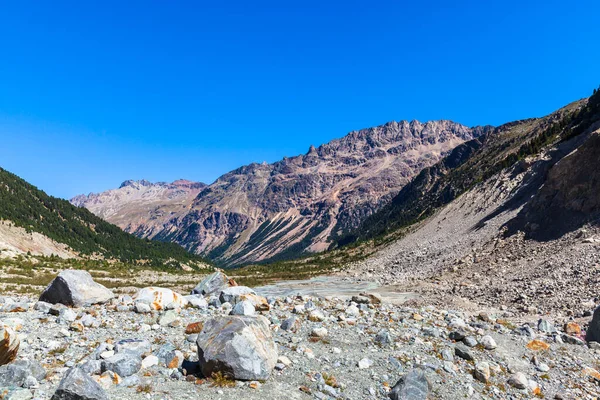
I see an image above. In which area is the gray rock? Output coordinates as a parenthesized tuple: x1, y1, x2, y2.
(537, 318, 557, 334)
(158, 310, 179, 326)
(79, 360, 102, 375)
(191, 271, 230, 296)
(280, 316, 300, 332)
(449, 331, 466, 341)
(134, 302, 151, 313)
(51, 367, 108, 400)
(507, 372, 528, 389)
(156, 343, 182, 368)
(463, 336, 477, 347)
(184, 295, 208, 309)
(114, 339, 151, 358)
(0, 359, 46, 387)
(196, 315, 277, 381)
(454, 344, 474, 361)
(40, 270, 114, 307)
(0, 388, 33, 400)
(57, 308, 77, 324)
(586, 306, 600, 342)
(219, 286, 256, 305)
(208, 296, 221, 308)
(101, 353, 141, 377)
(33, 301, 52, 314)
(389, 369, 430, 400)
(230, 300, 255, 316)
(375, 330, 392, 346)
(561, 334, 585, 345)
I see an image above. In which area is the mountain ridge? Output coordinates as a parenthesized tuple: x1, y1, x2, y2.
(72, 118, 490, 266)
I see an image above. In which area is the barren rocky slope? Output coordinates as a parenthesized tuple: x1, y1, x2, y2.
(73, 121, 489, 266)
(345, 90, 600, 319)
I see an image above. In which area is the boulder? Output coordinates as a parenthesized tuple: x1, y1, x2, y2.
(0, 359, 46, 387)
(0, 324, 19, 366)
(196, 315, 277, 381)
(113, 339, 151, 358)
(51, 367, 108, 400)
(40, 270, 114, 307)
(134, 287, 186, 311)
(389, 369, 430, 400)
(183, 295, 208, 309)
(219, 286, 255, 305)
(586, 306, 600, 343)
(101, 353, 141, 377)
(191, 271, 230, 296)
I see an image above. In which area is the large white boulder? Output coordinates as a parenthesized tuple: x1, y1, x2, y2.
(196, 315, 277, 381)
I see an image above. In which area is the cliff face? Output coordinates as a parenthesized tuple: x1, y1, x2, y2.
(73, 120, 489, 265)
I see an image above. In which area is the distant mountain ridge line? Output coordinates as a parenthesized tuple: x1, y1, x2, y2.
(71, 118, 489, 265)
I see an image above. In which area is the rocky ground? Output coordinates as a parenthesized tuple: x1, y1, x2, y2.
(1, 270, 599, 399)
(345, 160, 600, 321)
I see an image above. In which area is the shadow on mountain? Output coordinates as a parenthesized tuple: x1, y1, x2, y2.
(483, 131, 600, 241)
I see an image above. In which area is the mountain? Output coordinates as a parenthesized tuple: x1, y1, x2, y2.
(343, 88, 600, 245)
(0, 167, 207, 267)
(72, 120, 490, 266)
(344, 87, 600, 315)
(71, 179, 206, 236)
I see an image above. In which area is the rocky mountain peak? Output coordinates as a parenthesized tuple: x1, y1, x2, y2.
(73, 117, 486, 265)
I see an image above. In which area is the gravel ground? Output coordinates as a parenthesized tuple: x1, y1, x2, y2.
(1, 282, 599, 399)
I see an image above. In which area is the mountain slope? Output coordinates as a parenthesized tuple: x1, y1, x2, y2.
(341, 88, 600, 316)
(71, 179, 206, 237)
(344, 93, 596, 244)
(73, 120, 490, 266)
(0, 167, 206, 267)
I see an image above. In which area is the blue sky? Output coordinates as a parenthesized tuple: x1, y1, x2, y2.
(1, 1, 598, 199)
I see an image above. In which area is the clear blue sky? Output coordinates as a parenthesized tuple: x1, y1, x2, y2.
(1, 1, 598, 199)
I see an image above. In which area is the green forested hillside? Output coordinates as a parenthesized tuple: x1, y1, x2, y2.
(0, 167, 204, 266)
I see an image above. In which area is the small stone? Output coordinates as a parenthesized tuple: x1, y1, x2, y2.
(141, 355, 159, 369)
(474, 362, 490, 383)
(357, 358, 373, 369)
(346, 305, 360, 317)
(277, 356, 292, 366)
(280, 316, 301, 332)
(308, 310, 325, 322)
(508, 372, 528, 389)
(463, 336, 477, 347)
(96, 371, 122, 389)
(158, 310, 180, 326)
(564, 322, 581, 335)
(480, 335, 497, 350)
(310, 327, 328, 338)
(185, 322, 204, 334)
(230, 300, 255, 316)
(454, 344, 474, 361)
(134, 302, 151, 313)
(389, 369, 430, 400)
(537, 319, 556, 334)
